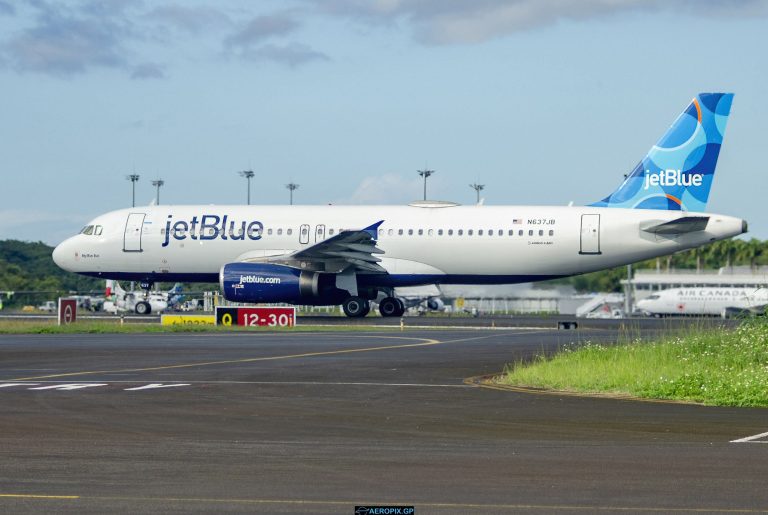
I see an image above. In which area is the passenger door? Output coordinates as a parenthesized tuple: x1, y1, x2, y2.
(579, 214, 601, 255)
(123, 213, 145, 252)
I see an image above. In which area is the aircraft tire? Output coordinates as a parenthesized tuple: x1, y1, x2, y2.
(395, 298, 406, 316)
(378, 297, 400, 317)
(135, 301, 151, 315)
(342, 296, 369, 318)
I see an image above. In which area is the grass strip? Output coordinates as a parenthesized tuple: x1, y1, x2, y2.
(499, 319, 768, 407)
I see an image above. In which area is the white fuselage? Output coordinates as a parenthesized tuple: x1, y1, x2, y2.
(53, 204, 746, 290)
(636, 287, 768, 316)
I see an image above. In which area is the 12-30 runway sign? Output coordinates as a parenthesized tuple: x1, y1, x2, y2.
(215, 306, 296, 328)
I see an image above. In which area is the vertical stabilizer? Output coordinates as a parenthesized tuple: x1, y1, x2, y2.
(591, 93, 733, 211)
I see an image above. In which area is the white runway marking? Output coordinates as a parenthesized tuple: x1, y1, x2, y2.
(124, 383, 190, 391)
(730, 431, 768, 443)
(0, 380, 472, 389)
(0, 383, 39, 388)
(29, 383, 108, 391)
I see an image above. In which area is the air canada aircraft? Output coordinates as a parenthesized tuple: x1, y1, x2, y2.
(637, 287, 768, 318)
(54, 93, 746, 317)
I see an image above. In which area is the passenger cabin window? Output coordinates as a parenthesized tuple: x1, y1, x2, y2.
(388, 229, 393, 236)
(549, 230, 554, 236)
(478, 230, 483, 236)
(468, 229, 473, 236)
(448, 229, 453, 235)
(418, 229, 423, 236)
(508, 229, 513, 236)
(528, 230, 534, 236)
(398, 229, 404, 235)
(277, 228, 283, 235)
(268, 228, 273, 235)
(538, 230, 544, 236)
(329, 229, 335, 235)
(287, 228, 293, 235)
(498, 229, 503, 236)
(408, 229, 413, 235)
(458, 229, 463, 236)
(519, 229, 524, 236)
(437, 229, 443, 236)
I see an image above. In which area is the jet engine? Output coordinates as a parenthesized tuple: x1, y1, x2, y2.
(220, 262, 345, 305)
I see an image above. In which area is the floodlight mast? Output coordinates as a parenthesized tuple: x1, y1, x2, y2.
(417, 169, 435, 200)
(151, 179, 164, 205)
(238, 170, 255, 205)
(469, 183, 485, 204)
(126, 174, 140, 207)
(286, 183, 299, 205)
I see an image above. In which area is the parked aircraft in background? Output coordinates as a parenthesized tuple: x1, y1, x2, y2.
(103, 280, 183, 315)
(53, 93, 746, 317)
(637, 287, 768, 318)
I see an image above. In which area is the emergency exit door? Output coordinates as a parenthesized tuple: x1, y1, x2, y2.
(579, 214, 601, 255)
(123, 213, 145, 252)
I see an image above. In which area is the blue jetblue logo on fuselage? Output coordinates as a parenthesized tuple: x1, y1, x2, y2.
(162, 214, 263, 247)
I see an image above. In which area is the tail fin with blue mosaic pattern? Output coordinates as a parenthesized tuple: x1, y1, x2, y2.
(591, 93, 733, 212)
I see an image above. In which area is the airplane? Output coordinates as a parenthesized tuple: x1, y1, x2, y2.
(636, 287, 768, 318)
(102, 280, 183, 315)
(53, 93, 747, 317)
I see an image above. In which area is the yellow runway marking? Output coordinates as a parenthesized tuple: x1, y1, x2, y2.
(8, 331, 531, 382)
(0, 494, 764, 512)
(0, 494, 80, 499)
(9, 334, 470, 382)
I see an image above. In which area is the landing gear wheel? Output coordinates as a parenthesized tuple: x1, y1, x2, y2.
(342, 296, 369, 318)
(135, 301, 151, 315)
(379, 297, 401, 317)
(395, 298, 406, 317)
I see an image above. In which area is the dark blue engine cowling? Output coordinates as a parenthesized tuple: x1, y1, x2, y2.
(220, 262, 344, 305)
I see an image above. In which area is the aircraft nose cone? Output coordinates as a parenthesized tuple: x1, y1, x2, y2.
(52, 239, 72, 271)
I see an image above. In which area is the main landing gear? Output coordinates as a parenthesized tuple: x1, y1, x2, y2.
(341, 296, 405, 318)
(378, 296, 405, 318)
(342, 296, 370, 318)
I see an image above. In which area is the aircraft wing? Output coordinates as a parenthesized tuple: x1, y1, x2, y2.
(641, 216, 709, 235)
(269, 220, 386, 274)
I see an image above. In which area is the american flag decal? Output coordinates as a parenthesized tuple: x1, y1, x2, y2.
(512, 219, 522, 225)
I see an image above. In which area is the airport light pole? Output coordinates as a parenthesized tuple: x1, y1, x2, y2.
(417, 169, 435, 200)
(126, 174, 140, 207)
(239, 170, 255, 205)
(151, 179, 164, 205)
(469, 183, 485, 204)
(286, 183, 299, 205)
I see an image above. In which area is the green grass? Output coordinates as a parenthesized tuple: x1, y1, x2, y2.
(499, 320, 768, 407)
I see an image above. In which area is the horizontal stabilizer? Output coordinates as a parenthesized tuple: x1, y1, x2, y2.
(641, 216, 709, 235)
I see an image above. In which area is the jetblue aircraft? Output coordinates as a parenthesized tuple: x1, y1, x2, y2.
(54, 93, 746, 317)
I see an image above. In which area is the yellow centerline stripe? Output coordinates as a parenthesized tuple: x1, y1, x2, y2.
(0, 494, 80, 499)
(10, 335, 442, 381)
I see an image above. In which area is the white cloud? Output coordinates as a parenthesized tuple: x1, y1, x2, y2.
(337, 173, 443, 204)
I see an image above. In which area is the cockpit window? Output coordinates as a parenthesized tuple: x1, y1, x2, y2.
(94, 225, 103, 235)
(82, 225, 94, 235)
(647, 295, 660, 300)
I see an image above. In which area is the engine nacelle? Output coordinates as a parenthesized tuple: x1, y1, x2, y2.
(220, 262, 344, 304)
(426, 297, 445, 311)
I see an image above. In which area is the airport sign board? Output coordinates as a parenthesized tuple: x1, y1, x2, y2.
(215, 306, 296, 327)
(58, 298, 77, 326)
(160, 314, 216, 326)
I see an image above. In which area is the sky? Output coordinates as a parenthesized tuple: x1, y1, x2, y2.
(1, 0, 767, 245)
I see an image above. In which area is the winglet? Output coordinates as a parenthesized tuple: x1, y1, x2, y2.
(363, 220, 385, 240)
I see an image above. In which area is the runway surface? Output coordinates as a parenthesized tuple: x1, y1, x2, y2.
(1, 327, 767, 514)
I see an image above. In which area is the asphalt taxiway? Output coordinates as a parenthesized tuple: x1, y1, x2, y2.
(1, 327, 767, 514)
